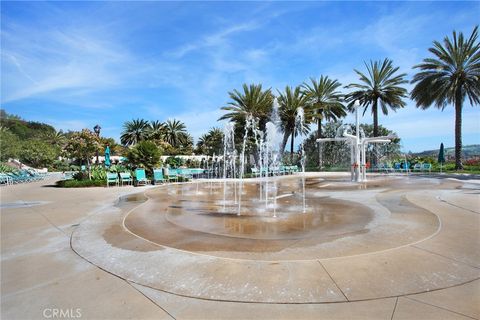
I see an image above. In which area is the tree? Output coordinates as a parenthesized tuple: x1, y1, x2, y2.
(147, 120, 166, 140)
(21, 140, 58, 168)
(277, 86, 310, 155)
(120, 119, 150, 146)
(219, 83, 273, 133)
(196, 127, 223, 156)
(42, 130, 67, 148)
(163, 119, 188, 148)
(411, 26, 480, 170)
(63, 129, 101, 178)
(0, 130, 21, 161)
(125, 140, 161, 175)
(346, 59, 408, 137)
(302, 76, 347, 139)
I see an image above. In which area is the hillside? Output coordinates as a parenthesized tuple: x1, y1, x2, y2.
(412, 144, 480, 158)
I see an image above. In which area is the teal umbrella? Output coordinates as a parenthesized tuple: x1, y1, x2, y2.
(104, 146, 111, 167)
(438, 143, 445, 173)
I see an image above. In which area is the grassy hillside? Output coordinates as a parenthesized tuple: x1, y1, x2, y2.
(412, 144, 480, 158)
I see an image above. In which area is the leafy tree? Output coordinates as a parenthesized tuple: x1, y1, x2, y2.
(302, 76, 347, 139)
(0, 130, 21, 161)
(277, 86, 310, 155)
(304, 122, 401, 170)
(346, 59, 408, 137)
(120, 118, 150, 146)
(21, 140, 59, 168)
(63, 129, 101, 178)
(411, 26, 480, 170)
(126, 140, 161, 175)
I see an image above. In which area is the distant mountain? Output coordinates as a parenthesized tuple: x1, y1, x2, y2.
(411, 144, 480, 158)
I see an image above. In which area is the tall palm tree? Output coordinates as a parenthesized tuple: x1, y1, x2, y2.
(218, 83, 273, 133)
(302, 76, 347, 139)
(163, 119, 188, 148)
(147, 120, 166, 140)
(346, 59, 408, 137)
(196, 127, 224, 156)
(120, 119, 150, 146)
(277, 86, 310, 155)
(411, 26, 480, 170)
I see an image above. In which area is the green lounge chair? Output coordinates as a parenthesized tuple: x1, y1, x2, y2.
(106, 172, 119, 187)
(135, 168, 150, 186)
(167, 168, 178, 182)
(422, 163, 432, 173)
(119, 172, 133, 186)
(153, 168, 166, 184)
(413, 163, 422, 172)
(179, 168, 193, 180)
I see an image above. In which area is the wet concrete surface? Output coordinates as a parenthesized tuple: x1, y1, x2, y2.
(114, 175, 460, 260)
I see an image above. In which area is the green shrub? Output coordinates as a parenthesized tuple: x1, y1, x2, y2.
(56, 179, 106, 188)
(91, 165, 107, 180)
(0, 163, 18, 173)
(165, 156, 183, 168)
(126, 141, 161, 175)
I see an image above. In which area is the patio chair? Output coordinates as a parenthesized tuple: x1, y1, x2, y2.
(153, 168, 166, 184)
(119, 172, 133, 186)
(179, 168, 193, 180)
(393, 163, 401, 172)
(106, 172, 119, 187)
(135, 168, 150, 186)
(0, 173, 12, 186)
(167, 168, 178, 182)
(422, 163, 432, 173)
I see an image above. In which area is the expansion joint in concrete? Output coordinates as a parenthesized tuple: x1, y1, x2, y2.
(317, 260, 349, 302)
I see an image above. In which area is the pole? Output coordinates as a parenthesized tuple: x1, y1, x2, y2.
(355, 101, 361, 182)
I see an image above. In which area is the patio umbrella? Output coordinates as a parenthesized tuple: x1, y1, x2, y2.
(438, 143, 445, 173)
(104, 146, 111, 168)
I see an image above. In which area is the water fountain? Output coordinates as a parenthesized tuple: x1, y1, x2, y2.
(317, 101, 395, 182)
(295, 107, 307, 212)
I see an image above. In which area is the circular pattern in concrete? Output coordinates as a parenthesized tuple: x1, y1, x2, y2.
(71, 174, 480, 303)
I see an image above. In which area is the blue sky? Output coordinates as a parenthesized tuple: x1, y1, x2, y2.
(1, 1, 479, 152)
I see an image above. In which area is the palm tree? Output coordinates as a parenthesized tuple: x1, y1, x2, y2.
(147, 120, 166, 140)
(277, 86, 310, 155)
(411, 26, 480, 170)
(302, 76, 347, 139)
(163, 119, 188, 148)
(346, 59, 408, 137)
(120, 119, 150, 146)
(218, 83, 273, 133)
(196, 127, 223, 156)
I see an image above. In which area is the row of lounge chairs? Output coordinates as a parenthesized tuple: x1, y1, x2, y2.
(106, 168, 198, 187)
(374, 163, 432, 173)
(251, 165, 299, 177)
(0, 169, 48, 186)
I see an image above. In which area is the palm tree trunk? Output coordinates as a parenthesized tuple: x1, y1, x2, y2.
(317, 117, 322, 139)
(290, 132, 295, 161)
(372, 100, 378, 167)
(280, 132, 289, 154)
(455, 87, 463, 170)
(317, 117, 323, 170)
